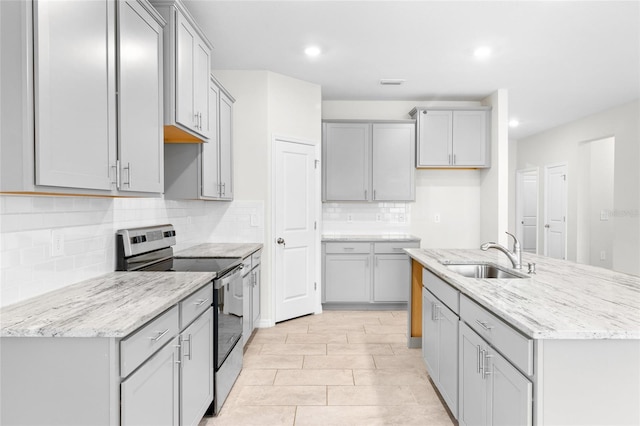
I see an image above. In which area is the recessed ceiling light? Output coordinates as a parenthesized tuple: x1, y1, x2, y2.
(509, 119, 520, 128)
(379, 79, 405, 86)
(474, 46, 492, 59)
(304, 46, 321, 57)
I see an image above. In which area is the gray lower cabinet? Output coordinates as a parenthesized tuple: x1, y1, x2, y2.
(121, 336, 180, 425)
(242, 250, 262, 346)
(322, 121, 415, 202)
(459, 322, 532, 426)
(422, 288, 458, 417)
(323, 240, 419, 307)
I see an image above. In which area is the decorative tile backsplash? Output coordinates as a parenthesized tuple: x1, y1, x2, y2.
(322, 202, 412, 235)
(0, 195, 264, 307)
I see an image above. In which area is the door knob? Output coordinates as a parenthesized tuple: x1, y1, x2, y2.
(276, 237, 285, 247)
(544, 224, 550, 228)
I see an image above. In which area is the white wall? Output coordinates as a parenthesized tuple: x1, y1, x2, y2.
(514, 100, 639, 276)
(212, 70, 322, 325)
(0, 195, 264, 307)
(321, 98, 509, 249)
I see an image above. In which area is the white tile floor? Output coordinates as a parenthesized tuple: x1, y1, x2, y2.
(199, 310, 456, 426)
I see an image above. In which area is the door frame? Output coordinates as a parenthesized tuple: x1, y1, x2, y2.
(270, 135, 322, 323)
(543, 162, 568, 258)
(515, 167, 539, 254)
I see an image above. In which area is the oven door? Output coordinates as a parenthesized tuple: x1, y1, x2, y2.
(214, 267, 243, 370)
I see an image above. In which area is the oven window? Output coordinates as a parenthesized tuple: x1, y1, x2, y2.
(216, 280, 243, 369)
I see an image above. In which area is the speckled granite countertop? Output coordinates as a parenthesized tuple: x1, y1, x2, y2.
(0, 272, 215, 338)
(323, 234, 420, 242)
(175, 243, 263, 258)
(407, 248, 640, 340)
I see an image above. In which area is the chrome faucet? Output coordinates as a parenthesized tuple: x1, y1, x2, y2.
(481, 231, 522, 269)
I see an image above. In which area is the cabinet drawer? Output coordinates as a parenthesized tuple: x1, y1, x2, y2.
(324, 242, 370, 254)
(251, 250, 262, 268)
(180, 282, 213, 328)
(423, 268, 459, 314)
(374, 241, 419, 254)
(120, 305, 179, 378)
(241, 256, 252, 276)
(460, 294, 533, 375)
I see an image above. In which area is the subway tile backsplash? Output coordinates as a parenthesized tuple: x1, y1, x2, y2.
(0, 195, 264, 307)
(322, 202, 412, 235)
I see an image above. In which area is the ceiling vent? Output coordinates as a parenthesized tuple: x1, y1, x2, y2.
(379, 79, 405, 86)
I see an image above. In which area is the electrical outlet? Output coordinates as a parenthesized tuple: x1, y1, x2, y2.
(376, 213, 382, 222)
(600, 250, 606, 261)
(398, 213, 405, 222)
(51, 230, 64, 257)
(347, 214, 353, 222)
(434, 214, 441, 223)
(600, 210, 609, 221)
(250, 214, 259, 227)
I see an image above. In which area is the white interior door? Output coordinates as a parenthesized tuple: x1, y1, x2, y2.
(516, 169, 538, 254)
(544, 163, 567, 259)
(274, 138, 318, 322)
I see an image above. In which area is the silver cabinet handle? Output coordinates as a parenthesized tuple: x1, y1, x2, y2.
(477, 345, 482, 374)
(431, 302, 437, 321)
(483, 351, 493, 379)
(449, 154, 452, 165)
(373, 190, 376, 200)
(479, 349, 486, 377)
(476, 319, 493, 331)
(222, 182, 226, 196)
(182, 334, 192, 361)
(110, 164, 118, 186)
(194, 298, 209, 306)
(364, 189, 368, 200)
(453, 154, 456, 165)
(343, 247, 355, 251)
(122, 162, 132, 187)
(194, 113, 199, 129)
(150, 329, 169, 342)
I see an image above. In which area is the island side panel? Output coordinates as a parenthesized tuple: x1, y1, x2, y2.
(0, 337, 119, 426)
(408, 259, 423, 348)
(535, 339, 640, 425)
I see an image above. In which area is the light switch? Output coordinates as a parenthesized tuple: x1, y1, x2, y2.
(51, 230, 64, 257)
(434, 214, 441, 223)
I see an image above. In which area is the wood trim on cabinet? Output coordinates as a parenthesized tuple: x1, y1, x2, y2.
(163, 125, 204, 143)
(411, 259, 423, 337)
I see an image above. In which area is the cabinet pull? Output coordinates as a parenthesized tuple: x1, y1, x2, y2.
(150, 329, 169, 342)
(431, 302, 437, 321)
(221, 182, 226, 196)
(477, 345, 482, 374)
(123, 162, 132, 187)
(343, 247, 355, 251)
(453, 154, 456, 165)
(475, 319, 493, 331)
(194, 298, 209, 306)
(194, 113, 199, 129)
(373, 190, 376, 200)
(198, 112, 202, 130)
(364, 189, 368, 200)
(110, 164, 118, 186)
(479, 349, 486, 376)
(182, 334, 192, 361)
(483, 351, 493, 379)
(448, 154, 452, 165)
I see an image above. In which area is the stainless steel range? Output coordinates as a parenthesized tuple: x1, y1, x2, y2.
(116, 224, 243, 415)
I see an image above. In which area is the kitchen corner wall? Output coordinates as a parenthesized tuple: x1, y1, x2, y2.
(0, 195, 264, 308)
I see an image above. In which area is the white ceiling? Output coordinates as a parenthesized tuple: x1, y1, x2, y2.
(184, 0, 640, 140)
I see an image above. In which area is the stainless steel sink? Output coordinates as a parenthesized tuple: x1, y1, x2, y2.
(443, 262, 527, 279)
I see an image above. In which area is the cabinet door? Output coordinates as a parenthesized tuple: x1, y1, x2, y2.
(488, 349, 533, 426)
(373, 254, 410, 302)
(34, 0, 116, 190)
(175, 11, 196, 132)
(193, 37, 211, 139)
(180, 308, 214, 426)
(459, 323, 489, 426)
(242, 272, 252, 346)
(438, 301, 459, 417)
(121, 336, 179, 426)
(118, 0, 163, 193)
(371, 123, 415, 201)
(452, 110, 487, 167)
(422, 289, 439, 377)
(416, 110, 451, 167)
(218, 92, 234, 200)
(324, 254, 370, 302)
(201, 80, 220, 198)
(252, 267, 261, 328)
(323, 123, 370, 201)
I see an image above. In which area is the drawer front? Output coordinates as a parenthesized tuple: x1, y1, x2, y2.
(120, 305, 179, 378)
(423, 268, 459, 314)
(324, 242, 371, 254)
(241, 256, 252, 276)
(460, 294, 533, 375)
(251, 250, 262, 268)
(180, 282, 213, 328)
(374, 241, 420, 254)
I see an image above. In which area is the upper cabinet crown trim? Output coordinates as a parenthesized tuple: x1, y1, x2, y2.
(136, 0, 167, 26)
(149, 0, 213, 50)
(210, 74, 235, 103)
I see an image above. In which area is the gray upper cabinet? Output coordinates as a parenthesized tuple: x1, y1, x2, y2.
(411, 107, 491, 168)
(0, 0, 165, 196)
(164, 75, 235, 200)
(322, 121, 415, 202)
(152, 0, 212, 142)
(118, 0, 165, 193)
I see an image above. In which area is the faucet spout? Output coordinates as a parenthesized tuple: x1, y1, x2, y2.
(480, 232, 522, 269)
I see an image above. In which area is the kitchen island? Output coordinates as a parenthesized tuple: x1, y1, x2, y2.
(407, 248, 640, 425)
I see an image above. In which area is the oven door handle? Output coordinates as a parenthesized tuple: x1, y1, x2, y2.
(214, 266, 243, 289)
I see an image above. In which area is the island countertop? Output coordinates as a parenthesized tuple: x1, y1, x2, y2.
(0, 272, 216, 338)
(407, 248, 640, 340)
(175, 242, 263, 259)
(322, 234, 420, 242)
